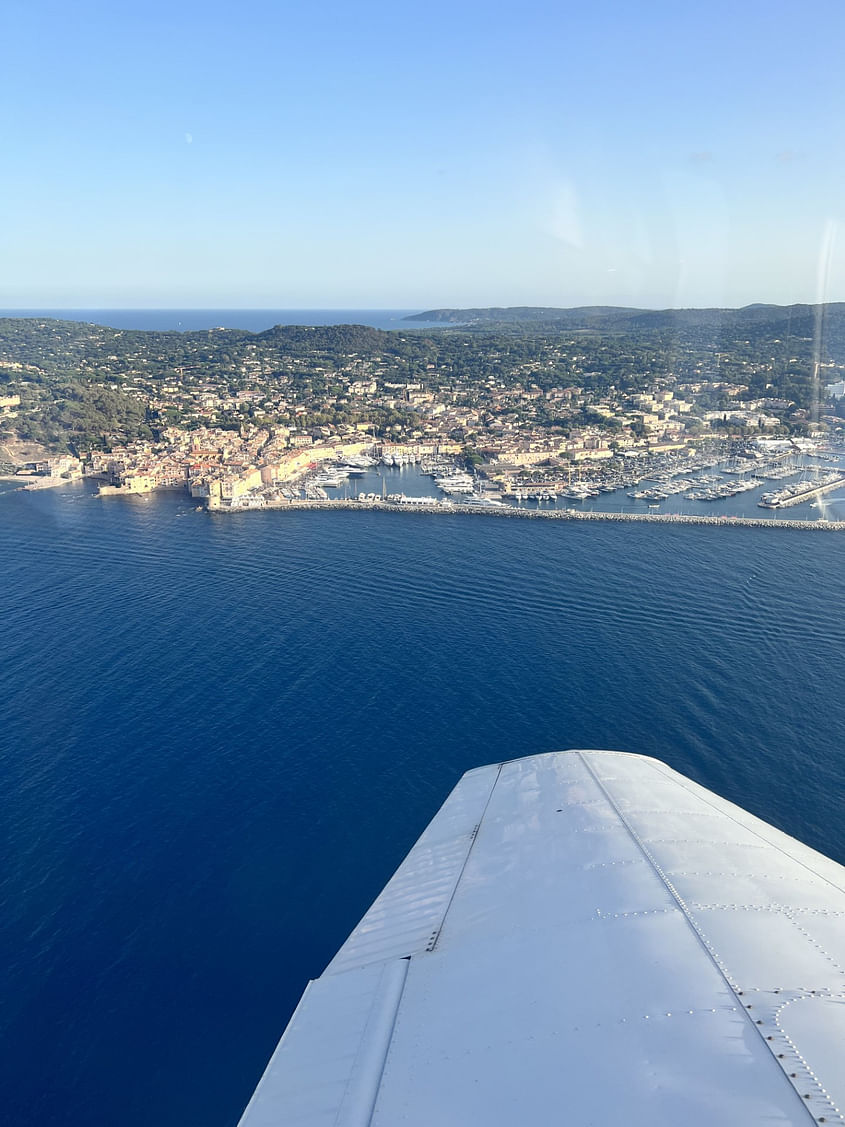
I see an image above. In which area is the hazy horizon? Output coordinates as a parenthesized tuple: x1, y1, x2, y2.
(4, 297, 845, 314)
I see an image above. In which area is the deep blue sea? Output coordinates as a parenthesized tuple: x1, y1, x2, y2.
(0, 309, 441, 332)
(2, 482, 844, 1126)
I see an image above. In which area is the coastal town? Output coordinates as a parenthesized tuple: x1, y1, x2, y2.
(2, 312, 845, 520)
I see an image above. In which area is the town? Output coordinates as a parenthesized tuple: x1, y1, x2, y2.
(2, 310, 845, 512)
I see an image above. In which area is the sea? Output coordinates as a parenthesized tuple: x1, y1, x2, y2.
(2, 482, 845, 1126)
(0, 309, 441, 332)
(2, 311, 845, 1126)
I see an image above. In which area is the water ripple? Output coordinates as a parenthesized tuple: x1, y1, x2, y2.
(1, 489, 844, 1126)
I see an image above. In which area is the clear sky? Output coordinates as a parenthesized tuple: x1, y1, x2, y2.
(2, 0, 844, 309)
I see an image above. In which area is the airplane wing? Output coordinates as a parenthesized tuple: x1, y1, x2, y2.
(238, 749, 845, 1125)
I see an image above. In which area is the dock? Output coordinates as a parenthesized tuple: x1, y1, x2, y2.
(758, 474, 845, 509)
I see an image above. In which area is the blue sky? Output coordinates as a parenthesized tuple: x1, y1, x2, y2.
(2, 0, 844, 308)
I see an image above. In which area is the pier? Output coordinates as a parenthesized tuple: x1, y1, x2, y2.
(758, 475, 845, 509)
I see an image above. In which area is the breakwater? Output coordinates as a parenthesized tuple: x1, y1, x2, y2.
(215, 498, 845, 530)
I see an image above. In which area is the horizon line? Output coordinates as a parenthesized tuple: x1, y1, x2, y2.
(2, 300, 845, 313)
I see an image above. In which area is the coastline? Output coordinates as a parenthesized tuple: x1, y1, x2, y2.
(208, 497, 845, 531)
(10, 477, 841, 529)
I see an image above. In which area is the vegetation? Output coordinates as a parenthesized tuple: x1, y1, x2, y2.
(11, 382, 148, 451)
(1, 304, 843, 452)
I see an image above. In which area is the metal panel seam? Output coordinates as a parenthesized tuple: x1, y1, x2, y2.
(577, 751, 820, 1124)
(644, 758, 845, 897)
(427, 762, 504, 953)
(782, 909, 845, 978)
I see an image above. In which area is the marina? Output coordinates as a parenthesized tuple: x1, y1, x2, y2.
(219, 445, 845, 527)
(757, 471, 845, 508)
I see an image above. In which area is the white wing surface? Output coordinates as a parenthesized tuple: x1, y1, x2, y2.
(238, 749, 845, 1126)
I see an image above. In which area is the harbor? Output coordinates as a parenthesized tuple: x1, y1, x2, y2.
(206, 444, 845, 528)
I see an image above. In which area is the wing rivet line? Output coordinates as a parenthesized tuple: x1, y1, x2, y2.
(579, 753, 842, 1124)
(425, 769, 502, 956)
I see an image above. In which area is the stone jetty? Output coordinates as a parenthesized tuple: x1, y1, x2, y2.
(213, 497, 845, 531)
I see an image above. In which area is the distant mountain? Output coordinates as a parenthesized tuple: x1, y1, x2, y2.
(406, 302, 845, 334)
(404, 306, 644, 325)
